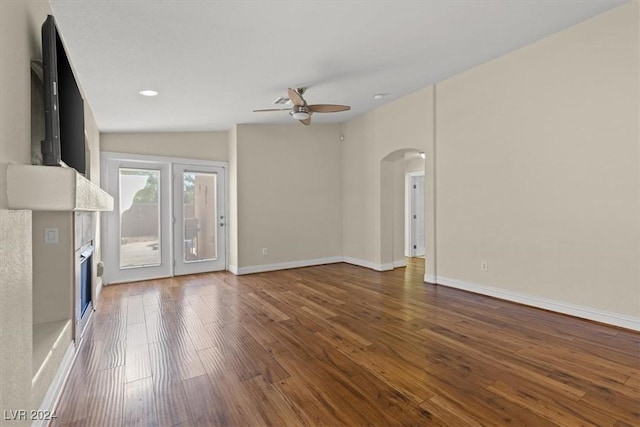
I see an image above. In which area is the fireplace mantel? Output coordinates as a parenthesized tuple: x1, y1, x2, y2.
(7, 164, 113, 212)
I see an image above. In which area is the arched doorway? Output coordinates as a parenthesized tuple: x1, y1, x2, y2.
(378, 148, 435, 281)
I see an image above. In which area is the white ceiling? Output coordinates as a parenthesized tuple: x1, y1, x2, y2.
(49, 0, 628, 133)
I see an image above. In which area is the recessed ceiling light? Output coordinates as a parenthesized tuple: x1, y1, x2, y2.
(139, 90, 158, 97)
(373, 93, 385, 100)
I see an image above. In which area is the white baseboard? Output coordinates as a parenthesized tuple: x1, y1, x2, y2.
(424, 274, 437, 283)
(33, 342, 75, 427)
(233, 256, 343, 275)
(343, 257, 395, 271)
(436, 276, 640, 331)
(342, 257, 377, 270)
(378, 262, 395, 271)
(229, 256, 410, 275)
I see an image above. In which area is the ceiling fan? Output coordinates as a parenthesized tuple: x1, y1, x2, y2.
(253, 88, 350, 126)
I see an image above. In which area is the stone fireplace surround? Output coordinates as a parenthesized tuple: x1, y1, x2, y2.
(6, 164, 113, 419)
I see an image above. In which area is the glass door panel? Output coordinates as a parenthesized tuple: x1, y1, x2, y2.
(119, 168, 162, 268)
(174, 164, 226, 275)
(183, 171, 217, 262)
(103, 158, 172, 284)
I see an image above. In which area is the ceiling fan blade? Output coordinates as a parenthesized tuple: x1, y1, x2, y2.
(288, 88, 305, 106)
(299, 117, 311, 126)
(308, 104, 351, 113)
(252, 108, 291, 112)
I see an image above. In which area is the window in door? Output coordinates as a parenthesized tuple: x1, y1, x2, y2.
(119, 168, 161, 268)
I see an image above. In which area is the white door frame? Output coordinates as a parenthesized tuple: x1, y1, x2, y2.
(102, 157, 172, 284)
(173, 163, 226, 276)
(101, 152, 228, 284)
(405, 170, 425, 257)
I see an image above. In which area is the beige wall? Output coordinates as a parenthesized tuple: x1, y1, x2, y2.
(342, 87, 434, 271)
(0, 0, 53, 420)
(392, 160, 405, 263)
(233, 124, 343, 270)
(101, 131, 228, 161)
(435, 2, 640, 318)
(342, 113, 377, 264)
(31, 212, 73, 325)
(228, 125, 239, 268)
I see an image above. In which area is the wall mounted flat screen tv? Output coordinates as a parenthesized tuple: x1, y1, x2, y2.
(41, 15, 86, 175)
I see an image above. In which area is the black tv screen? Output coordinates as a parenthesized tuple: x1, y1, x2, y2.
(41, 15, 85, 175)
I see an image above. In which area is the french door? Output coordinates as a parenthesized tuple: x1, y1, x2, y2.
(102, 154, 226, 284)
(173, 164, 225, 275)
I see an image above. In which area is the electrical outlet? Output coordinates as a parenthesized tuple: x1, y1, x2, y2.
(44, 227, 59, 244)
(262, 248, 268, 256)
(480, 261, 488, 271)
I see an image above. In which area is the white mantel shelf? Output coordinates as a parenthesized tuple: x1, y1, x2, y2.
(7, 164, 114, 212)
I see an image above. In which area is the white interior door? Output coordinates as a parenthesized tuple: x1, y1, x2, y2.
(173, 164, 226, 275)
(411, 174, 426, 257)
(103, 158, 172, 284)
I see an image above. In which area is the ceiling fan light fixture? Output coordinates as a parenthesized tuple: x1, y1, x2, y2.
(291, 111, 310, 120)
(255, 88, 350, 125)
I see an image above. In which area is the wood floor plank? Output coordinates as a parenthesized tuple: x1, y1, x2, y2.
(350, 372, 445, 426)
(52, 259, 640, 426)
(237, 314, 280, 346)
(143, 308, 180, 344)
(152, 373, 191, 427)
(123, 377, 158, 427)
(51, 364, 94, 425)
(185, 294, 219, 324)
(166, 334, 207, 381)
(417, 325, 587, 400)
(178, 305, 219, 351)
(86, 365, 125, 427)
(273, 361, 366, 425)
(315, 331, 435, 404)
(241, 292, 291, 322)
(488, 379, 616, 426)
(125, 323, 152, 382)
(97, 338, 126, 371)
(238, 375, 317, 426)
(126, 295, 146, 325)
(578, 387, 640, 426)
(199, 343, 262, 383)
(263, 288, 338, 319)
(182, 374, 232, 426)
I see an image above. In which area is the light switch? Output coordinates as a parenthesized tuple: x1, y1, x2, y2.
(44, 227, 59, 244)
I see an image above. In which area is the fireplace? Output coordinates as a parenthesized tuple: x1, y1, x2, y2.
(74, 212, 95, 342)
(78, 243, 93, 317)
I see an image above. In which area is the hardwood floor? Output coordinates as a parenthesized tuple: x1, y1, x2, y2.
(52, 259, 639, 426)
